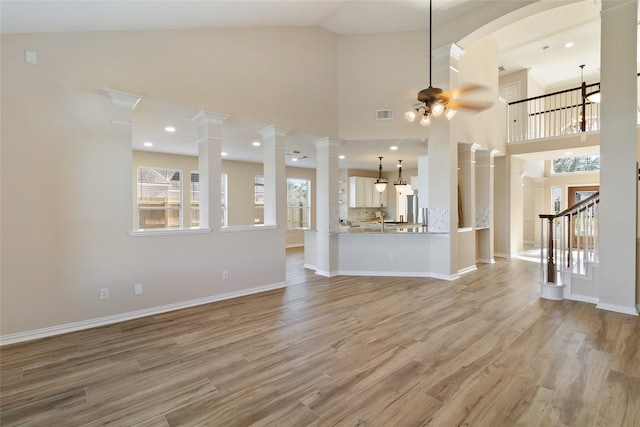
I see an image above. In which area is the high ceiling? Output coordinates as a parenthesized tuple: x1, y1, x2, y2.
(2, 0, 630, 169)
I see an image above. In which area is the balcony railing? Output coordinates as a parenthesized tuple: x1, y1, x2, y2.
(508, 82, 601, 143)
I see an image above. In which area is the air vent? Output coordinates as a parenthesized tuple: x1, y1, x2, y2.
(498, 65, 505, 72)
(376, 109, 394, 120)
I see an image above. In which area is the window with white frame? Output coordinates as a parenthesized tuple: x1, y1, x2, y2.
(552, 155, 600, 174)
(254, 175, 264, 224)
(190, 172, 227, 227)
(137, 167, 181, 229)
(287, 178, 310, 229)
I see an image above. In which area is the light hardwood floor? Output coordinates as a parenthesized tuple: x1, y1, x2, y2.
(2, 248, 639, 426)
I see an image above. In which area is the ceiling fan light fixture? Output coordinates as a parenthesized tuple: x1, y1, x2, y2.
(420, 115, 431, 126)
(431, 102, 445, 116)
(446, 109, 457, 120)
(404, 110, 416, 122)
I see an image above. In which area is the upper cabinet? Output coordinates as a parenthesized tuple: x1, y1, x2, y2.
(348, 176, 388, 208)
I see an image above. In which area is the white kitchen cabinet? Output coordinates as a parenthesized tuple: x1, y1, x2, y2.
(349, 177, 388, 208)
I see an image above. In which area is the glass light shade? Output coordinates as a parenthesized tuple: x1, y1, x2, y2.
(445, 109, 457, 120)
(586, 91, 601, 103)
(405, 111, 416, 122)
(374, 181, 387, 193)
(395, 183, 407, 194)
(431, 102, 445, 116)
(420, 115, 431, 126)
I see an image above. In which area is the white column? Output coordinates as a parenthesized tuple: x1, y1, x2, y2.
(597, 0, 638, 315)
(258, 125, 289, 227)
(103, 88, 142, 229)
(315, 137, 341, 277)
(192, 110, 229, 230)
(427, 43, 464, 279)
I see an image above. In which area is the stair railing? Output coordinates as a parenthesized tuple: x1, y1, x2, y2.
(539, 192, 600, 285)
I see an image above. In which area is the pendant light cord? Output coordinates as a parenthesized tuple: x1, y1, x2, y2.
(429, 0, 432, 88)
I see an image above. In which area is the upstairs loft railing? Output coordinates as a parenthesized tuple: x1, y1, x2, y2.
(508, 74, 640, 143)
(539, 192, 600, 286)
(508, 82, 601, 143)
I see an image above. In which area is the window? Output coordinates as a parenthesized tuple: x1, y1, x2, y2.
(190, 172, 199, 228)
(221, 173, 228, 227)
(190, 172, 227, 227)
(551, 186, 562, 214)
(287, 178, 310, 229)
(254, 176, 264, 224)
(552, 155, 600, 174)
(137, 167, 181, 229)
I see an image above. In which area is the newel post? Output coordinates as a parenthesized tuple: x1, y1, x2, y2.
(540, 214, 556, 284)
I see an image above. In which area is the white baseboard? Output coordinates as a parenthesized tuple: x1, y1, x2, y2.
(303, 263, 316, 270)
(286, 243, 304, 249)
(476, 258, 495, 264)
(458, 265, 478, 275)
(596, 302, 639, 316)
(338, 270, 459, 281)
(315, 269, 339, 277)
(494, 252, 510, 259)
(0, 281, 287, 346)
(567, 294, 599, 304)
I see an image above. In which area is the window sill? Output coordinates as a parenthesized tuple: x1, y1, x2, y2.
(128, 228, 213, 237)
(220, 225, 279, 233)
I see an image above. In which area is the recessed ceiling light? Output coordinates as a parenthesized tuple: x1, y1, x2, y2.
(339, 155, 345, 159)
(291, 158, 298, 162)
(164, 126, 176, 132)
(221, 152, 228, 156)
(144, 142, 153, 147)
(390, 146, 398, 151)
(565, 42, 574, 48)
(252, 141, 261, 147)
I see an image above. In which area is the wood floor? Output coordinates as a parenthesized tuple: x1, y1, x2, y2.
(2, 248, 639, 426)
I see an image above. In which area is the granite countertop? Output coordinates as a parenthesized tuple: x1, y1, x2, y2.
(335, 223, 430, 234)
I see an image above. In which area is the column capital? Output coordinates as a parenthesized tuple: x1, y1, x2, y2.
(257, 125, 291, 138)
(432, 43, 465, 61)
(314, 137, 342, 149)
(191, 110, 231, 126)
(103, 88, 142, 109)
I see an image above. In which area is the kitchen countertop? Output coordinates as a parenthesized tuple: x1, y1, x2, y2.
(333, 223, 431, 234)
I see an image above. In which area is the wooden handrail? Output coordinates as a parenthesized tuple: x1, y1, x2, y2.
(539, 192, 599, 220)
(539, 192, 599, 285)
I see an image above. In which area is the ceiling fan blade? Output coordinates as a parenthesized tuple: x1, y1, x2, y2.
(440, 84, 489, 100)
(446, 99, 493, 111)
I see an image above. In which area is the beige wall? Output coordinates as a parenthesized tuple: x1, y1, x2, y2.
(1, 27, 335, 337)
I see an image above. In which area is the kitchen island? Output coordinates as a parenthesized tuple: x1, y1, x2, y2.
(304, 224, 455, 280)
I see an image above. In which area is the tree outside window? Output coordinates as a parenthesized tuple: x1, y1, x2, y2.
(137, 167, 181, 229)
(287, 178, 310, 229)
(552, 155, 600, 174)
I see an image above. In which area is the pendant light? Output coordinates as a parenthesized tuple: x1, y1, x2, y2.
(374, 157, 388, 193)
(394, 160, 407, 194)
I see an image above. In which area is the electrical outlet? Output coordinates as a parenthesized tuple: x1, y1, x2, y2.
(99, 288, 109, 300)
(25, 50, 37, 64)
(222, 271, 229, 280)
(389, 254, 394, 262)
(134, 283, 143, 295)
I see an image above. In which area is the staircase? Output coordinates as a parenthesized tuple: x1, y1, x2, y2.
(538, 192, 600, 302)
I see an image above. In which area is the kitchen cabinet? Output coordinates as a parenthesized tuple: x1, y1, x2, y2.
(348, 176, 388, 208)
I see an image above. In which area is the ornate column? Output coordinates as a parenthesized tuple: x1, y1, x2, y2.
(257, 125, 289, 229)
(597, 0, 638, 315)
(315, 137, 341, 277)
(192, 110, 230, 230)
(427, 43, 464, 279)
(103, 88, 142, 229)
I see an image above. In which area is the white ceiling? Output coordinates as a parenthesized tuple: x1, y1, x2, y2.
(3, 0, 633, 169)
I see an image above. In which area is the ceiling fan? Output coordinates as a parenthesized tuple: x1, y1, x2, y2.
(405, 0, 493, 126)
